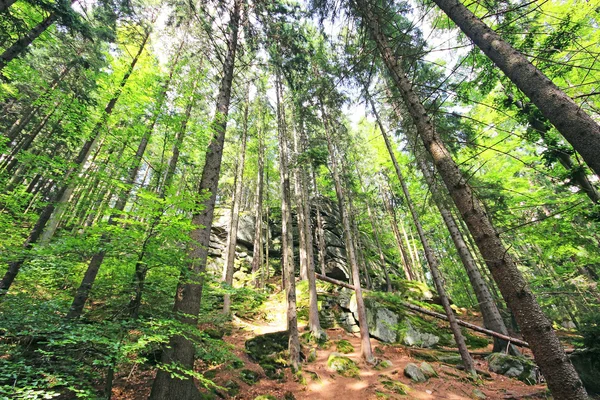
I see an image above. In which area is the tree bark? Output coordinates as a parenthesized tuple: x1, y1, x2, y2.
(149, 2, 241, 396)
(373, 99, 476, 375)
(355, 1, 588, 397)
(319, 98, 374, 363)
(275, 71, 300, 371)
(222, 86, 249, 314)
(431, 0, 600, 179)
(250, 114, 265, 287)
(380, 183, 414, 280)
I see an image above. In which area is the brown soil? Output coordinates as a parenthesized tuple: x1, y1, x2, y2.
(111, 294, 551, 400)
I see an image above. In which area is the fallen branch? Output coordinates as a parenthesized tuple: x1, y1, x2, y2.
(315, 273, 530, 348)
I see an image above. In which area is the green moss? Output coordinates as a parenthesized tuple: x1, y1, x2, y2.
(254, 396, 277, 400)
(380, 377, 409, 395)
(327, 353, 360, 378)
(375, 392, 390, 399)
(462, 329, 490, 349)
(240, 369, 260, 385)
(335, 339, 354, 354)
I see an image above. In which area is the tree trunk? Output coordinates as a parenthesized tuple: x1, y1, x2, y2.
(222, 86, 249, 314)
(319, 98, 374, 363)
(355, 1, 588, 397)
(431, 0, 600, 179)
(129, 73, 198, 319)
(149, 1, 241, 397)
(0, 12, 59, 71)
(380, 184, 414, 280)
(313, 170, 327, 276)
(372, 98, 476, 375)
(275, 71, 300, 371)
(357, 167, 392, 291)
(250, 116, 264, 287)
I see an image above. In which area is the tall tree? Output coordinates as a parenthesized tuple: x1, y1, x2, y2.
(353, 0, 587, 397)
(149, 0, 242, 397)
(431, 0, 600, 179)
(222, 85, 249, 314)
(275, 70, 301, 371)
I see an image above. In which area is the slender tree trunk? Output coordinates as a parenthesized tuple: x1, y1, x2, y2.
(129, 74, 197, 319)
(319, 99, 374, 363)
(222, 87, 249, 314)
(296, 113, 324, 339)
(357, 167, 392, 291)
(431, 0, 600, 179)
(251, 120, 264, 286)
(292, 122, 308, 281)
(356, 1, 587, 397)
(313, 170, 327, 276)
(149, 2, 241, 397)
(372, 97, 476, 375)
(380, 184, 414, 280)
(1, 12, 59, 71)
(275, 71, 300, 371)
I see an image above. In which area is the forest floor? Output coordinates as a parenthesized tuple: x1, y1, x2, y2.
(112, 290, 552, 400)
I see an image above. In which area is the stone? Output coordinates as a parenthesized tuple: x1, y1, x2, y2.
(487, 353, 537, 384)
(379, 376, 409, 394)
(404, 363, 427, 383)
(375, 359, 394, 370)
(570, 349, 600, 394)
(327, 352, 360, 378)
(245, 331, 290, 380)
(403, 320, 439, 348)
(473, 389, 487, 399)
(420, 362, 437, 378)
(224, 380, 240, 396)
(363, 300, 398, 343)
(307, 348, 317, 363)
(254, 396, 277, 400)
(240, 369, 260, 385)
(336, 339, 354, 354)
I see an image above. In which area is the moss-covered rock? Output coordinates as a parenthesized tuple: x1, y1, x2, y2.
(420, 362, 437, 378)
(327, 352, 360, 378)
(254, 395, 277, 400)
(404, 363, 427, 383)
(336, 339, 354, 354)
(379, 375, 409, 394)
(240, 369, 261, 385)
(487, 353, 537, 384)
(224, 380, 240, 396)
(245, 331, 290, 380)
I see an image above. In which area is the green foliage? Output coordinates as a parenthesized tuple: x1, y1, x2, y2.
(335, 339, 354, 354)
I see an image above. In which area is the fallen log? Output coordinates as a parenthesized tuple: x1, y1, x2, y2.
(315, 273, 530, 348)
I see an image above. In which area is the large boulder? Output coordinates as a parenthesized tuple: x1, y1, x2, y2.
(327, 352, 360, 378)
(404, 363, 427, 383)
(363, 298, 398, 343)
(402, 320, 440, 348)
(570, 349, 600, 394)
(245, 331, 290, 379)
(487, 353, 537, 384)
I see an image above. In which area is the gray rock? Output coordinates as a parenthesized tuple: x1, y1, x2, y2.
(404, 363, 427, 382)
(364, 300, 398, 343)
(403, 320, 439, 348)
(487, 353, 536, 384)
(420, 362, 437, 378)
(473, 389, 486, 399)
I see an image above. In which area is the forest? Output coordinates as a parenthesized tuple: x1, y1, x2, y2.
(1, 0, 599, 399)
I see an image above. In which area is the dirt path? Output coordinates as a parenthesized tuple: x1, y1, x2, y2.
(112, 291, 550, 400)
